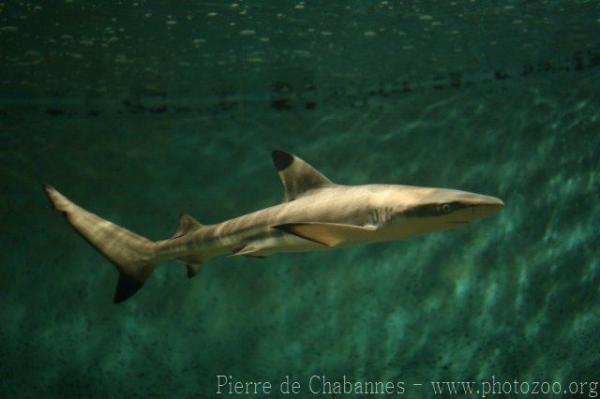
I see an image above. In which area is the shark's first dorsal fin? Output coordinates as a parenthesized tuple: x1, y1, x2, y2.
(172, 214, 203, 239)
(271, 150, 334, 202)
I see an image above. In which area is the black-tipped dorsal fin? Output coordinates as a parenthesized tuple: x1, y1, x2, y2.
(271, 150, 334, 202)
(172, 214, 203, 239)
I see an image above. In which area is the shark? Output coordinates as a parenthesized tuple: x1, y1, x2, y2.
(44, 150, 504, 303)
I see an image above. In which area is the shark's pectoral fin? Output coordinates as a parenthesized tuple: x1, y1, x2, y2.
(273, 222, 377, 247)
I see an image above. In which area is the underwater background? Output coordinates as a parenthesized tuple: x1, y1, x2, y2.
(1, 1, 599, 398)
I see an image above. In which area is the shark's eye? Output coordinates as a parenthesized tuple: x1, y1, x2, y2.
(440, 203, 451, 214)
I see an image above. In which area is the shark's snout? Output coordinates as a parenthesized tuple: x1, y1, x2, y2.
(470, 196, 504, 219)
(442, 194, 504, 227)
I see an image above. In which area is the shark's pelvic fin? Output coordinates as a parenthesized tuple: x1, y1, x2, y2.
(172, 213, 203, 239)
(271, 150, 334, 202)
(273, 222, 377, 247)
(231, 244, 267, 258)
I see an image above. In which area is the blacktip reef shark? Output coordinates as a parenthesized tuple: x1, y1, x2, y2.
(44, 150, 504, 303)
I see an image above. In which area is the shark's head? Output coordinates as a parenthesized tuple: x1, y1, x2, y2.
(417, 187, 503, 223)
(379, 186, 504, 238)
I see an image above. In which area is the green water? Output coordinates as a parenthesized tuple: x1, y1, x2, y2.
(1, 2, 599, 398)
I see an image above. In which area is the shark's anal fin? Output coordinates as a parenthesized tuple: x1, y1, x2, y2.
(271, 150, 335, 202)
(172, 214, 203, 239)
(176, 255, 204, 278)
(273, 222, 377, 247)
(185, 263, 203, 278)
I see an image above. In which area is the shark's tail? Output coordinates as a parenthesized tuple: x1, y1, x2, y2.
(43, 185, 159, 303)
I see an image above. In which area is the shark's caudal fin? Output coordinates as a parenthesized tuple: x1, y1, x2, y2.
(43, 185, 159, 303)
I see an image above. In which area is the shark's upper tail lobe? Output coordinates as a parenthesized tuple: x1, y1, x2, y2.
(44, 185, 158, 303)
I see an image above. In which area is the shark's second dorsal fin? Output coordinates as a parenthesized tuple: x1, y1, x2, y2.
(172, 214, 203, 239)
(271, 150, 334, 202)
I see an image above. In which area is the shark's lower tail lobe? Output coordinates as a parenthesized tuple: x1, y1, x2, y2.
(44, 185, 159, 303)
